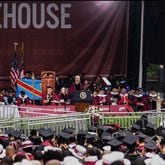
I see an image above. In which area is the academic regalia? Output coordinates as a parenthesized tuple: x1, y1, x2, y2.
(142, 94, 152, 111)
(97, 95, 111, 105)
(42, 93, 59, 105)
(83, 156, 98, 165)
(134, 94, 145, 111)
(16, 94, 30, 106)
(109, 92, 120, 105)
(41, 140, 53, 146)
(69, 82, 83, 94)
(118, 93, 129, 105)
(91, 95, 100, 105)
(58, 93, 71, 105)
(128, 93, 136, 108)
(148, 93, 157, 110)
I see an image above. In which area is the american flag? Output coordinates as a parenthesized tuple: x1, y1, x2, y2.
(19, 43, 25, 79)
(10, 51, 19, 90)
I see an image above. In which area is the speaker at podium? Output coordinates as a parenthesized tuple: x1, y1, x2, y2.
(71, 90, 92, 112)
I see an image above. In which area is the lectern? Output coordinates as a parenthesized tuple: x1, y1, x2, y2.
(71, 90, 92, 112)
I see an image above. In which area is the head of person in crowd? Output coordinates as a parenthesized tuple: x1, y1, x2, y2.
(39, 129, 55, 145)
(43, 149, 63, 165)
(0, 156, 13, 165)
(82, 79, 90, 90)
(74, 75, 81, 85)
(23, 71, 32, 79)
(60, 87, 67, 95)
(46, 159, 62, 165)
(13, 152, 27, 163)
(149, 88, 157, 97)
(69, 144, 87, 160)
(159, 138, 165, 155)
(95, 151, 130, 165)
(47, 86, 54, 95)
(21, 140, 33, 154)
(6, 146, 16, 158)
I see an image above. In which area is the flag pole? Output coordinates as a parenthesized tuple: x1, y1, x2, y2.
(32, 72, 35, 105)
(138, 1, 144, 88)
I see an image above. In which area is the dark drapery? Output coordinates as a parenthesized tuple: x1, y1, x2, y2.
(143, 1, 165, 65)
(0, 1, 128, 86)
(127, 1, 141, 88)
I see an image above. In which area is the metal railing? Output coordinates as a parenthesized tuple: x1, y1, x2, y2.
(0, 105, 164, 135)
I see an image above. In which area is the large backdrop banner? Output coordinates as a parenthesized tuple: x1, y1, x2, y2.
(0, 1, 128, 82)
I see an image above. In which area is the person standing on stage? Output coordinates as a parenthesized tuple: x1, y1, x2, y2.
(69, 75, 82, 94)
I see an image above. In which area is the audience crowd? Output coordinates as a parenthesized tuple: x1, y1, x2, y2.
(0, 115, 164, 164)
(0, 73, 164, 165)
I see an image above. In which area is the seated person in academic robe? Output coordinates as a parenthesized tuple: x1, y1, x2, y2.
(148, 89, 157, 110)
(3, 90, 16, 105)
(134, 88, 145, 111)
(109, 87, 120, 105)
(97, 89, 111, 106)
(92, 90, 100, 105)
(69, 75, 83, 94)
(42, 86, 58, 105)
(58, 87, 71, 105)
(128, 89, 136, 105)
(17, 91, 30, 106)
(118, 88, 129, 105)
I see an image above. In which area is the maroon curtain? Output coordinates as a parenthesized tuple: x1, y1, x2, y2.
(0, 1, 128, 84)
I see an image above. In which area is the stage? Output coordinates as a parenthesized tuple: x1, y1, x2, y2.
(18, 104, 133, 118)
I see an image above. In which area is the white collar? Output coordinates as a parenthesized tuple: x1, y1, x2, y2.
(18, 94, 28, 99)
(111, 92, 118, 95)
(120, 93, 128, 97)
(149, 93, 157, 98)
(134, 94, 143, 98)
(84, 156, 98, 162)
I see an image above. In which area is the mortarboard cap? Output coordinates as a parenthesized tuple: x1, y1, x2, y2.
(106, 139, 123, 147)
(122, 135, 139, 146)
(146, 122, 155, 129)
(151, 135, 160, 142)
(160, 138, 165, 145)
(62, 127, 75, 134)
(131, 124, 140, 131)
(88, 126, 97, 133)
(97, 125, 109, 132)
(135, 132, 146, 140)
(101, 132, 113, 141)
(157, 126, 165, 137)
(77, 130, 87, 136)
(86, 133, 96, 140)
(39, 129, 54, 139)
(144, 141, 157, 151)
(58, 132, 74, 140)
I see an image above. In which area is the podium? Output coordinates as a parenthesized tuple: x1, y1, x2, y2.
(71, 90, 92, 112)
